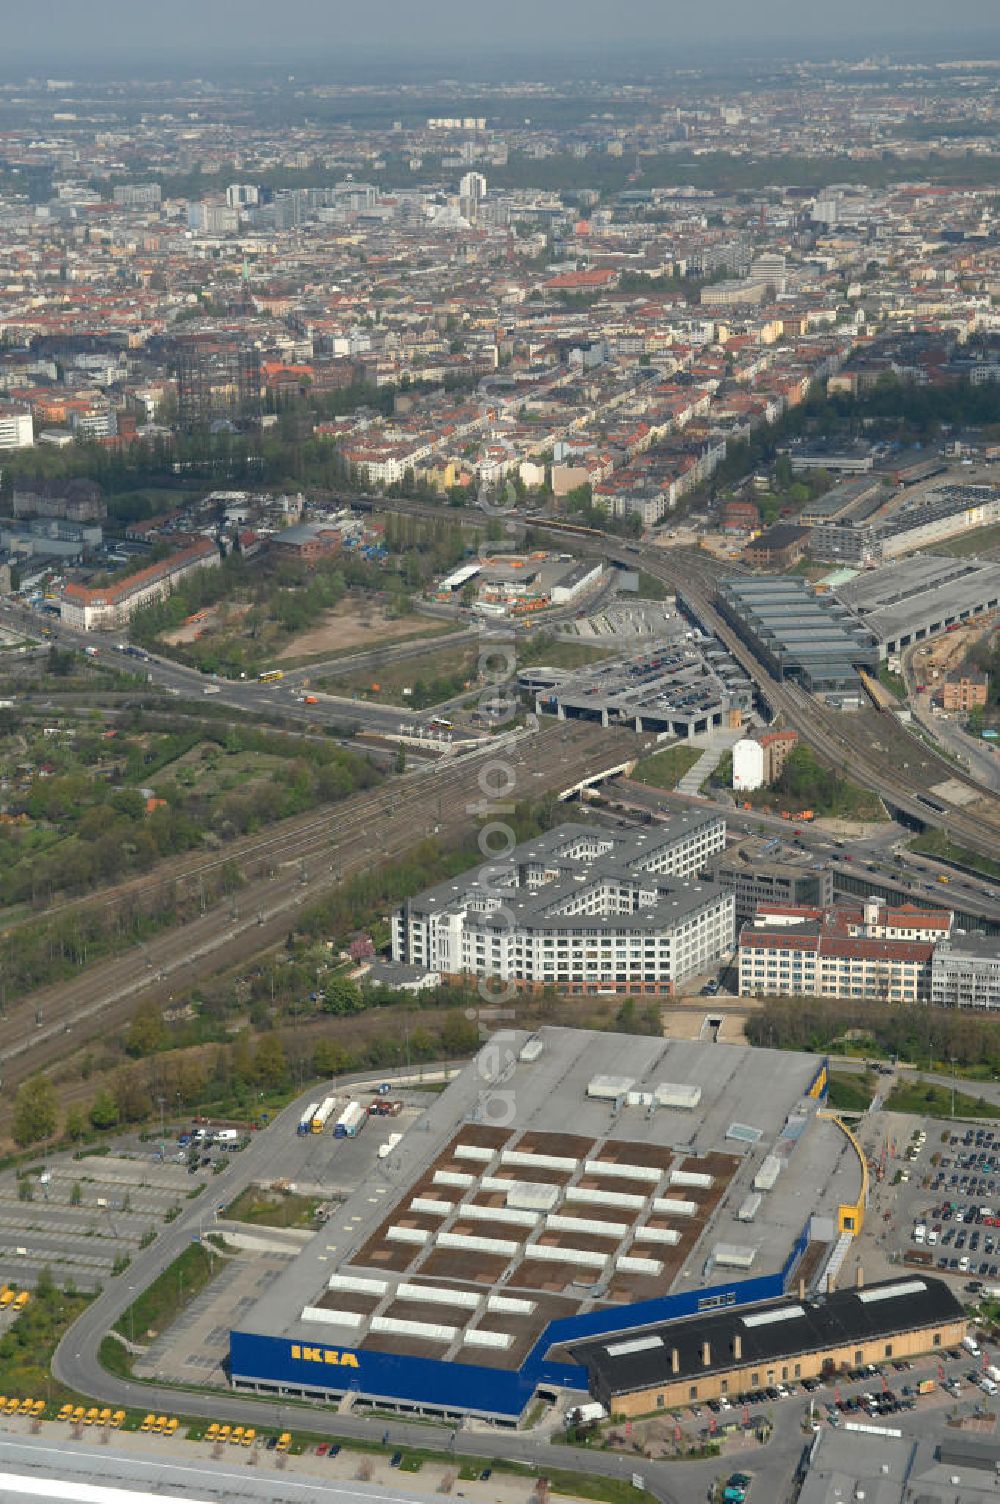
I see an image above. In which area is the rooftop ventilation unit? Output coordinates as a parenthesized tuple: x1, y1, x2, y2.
(584, 1159, 662, 1184)
(301, 1306, 364, 1327)
(753, 1156, 782, 1192)
(501, 1149, 578, 1172)
(506, 1181, 560, 1214)
(655, 1082, 703, 1110)
(737, 1192, 763, 1223)
(588, 1075, 636, 1100)
(713, 1243, 757, 1269)
(670, 1169, 713, 1189)
(327, 1274, 387, 1295)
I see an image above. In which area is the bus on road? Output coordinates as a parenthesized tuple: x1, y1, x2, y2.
(258, 669, 285, 684)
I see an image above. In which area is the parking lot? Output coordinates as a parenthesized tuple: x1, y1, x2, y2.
(121, 1089, 431, 1389)
(904, 1122, 1000, 1283)
(133, 1253, 289, 1388)
(0, 1133, 252, 1294)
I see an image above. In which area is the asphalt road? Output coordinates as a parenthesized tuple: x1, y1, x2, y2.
(0, 598, 431, 739)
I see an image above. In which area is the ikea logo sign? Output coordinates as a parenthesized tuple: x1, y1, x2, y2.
(290, 1344, 360, 1369)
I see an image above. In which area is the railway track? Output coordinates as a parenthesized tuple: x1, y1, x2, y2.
(630, 546, 1000, 863)
(0, 722, 633, 1090)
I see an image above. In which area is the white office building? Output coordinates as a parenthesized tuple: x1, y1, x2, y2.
(931, 936, 1000, 1010)
(392, 818, 733, 996)
(0, 406, 33, 451)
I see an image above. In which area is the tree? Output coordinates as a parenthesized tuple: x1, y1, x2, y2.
(64, 1105, 86, 1142)
(125, 1002, 166, 1057)
(89, 1088, 119, 1130)
(320, 977, 363, 1016)
(395, 742, 407, 774)
(254, 1032, 288, 1089)
(12, 1076, 59, 1147)
(113, 1067, 151, 1124)
(313, 1038, 351, 1076)
(440, 1011, 479, 1056)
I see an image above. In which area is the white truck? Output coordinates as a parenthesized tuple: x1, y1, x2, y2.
(297, 1101, 320, 1136)
(311, 1096, 337, 1134)
(567, 1402, 607, 1428)
(963, 1334, 981, 1357)
(334, 1102, 366, 1139)
(377, 1132, 403, 1160)
(913, 1223, 927, 1244)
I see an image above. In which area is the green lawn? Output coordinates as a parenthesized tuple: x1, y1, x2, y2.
(636, 571, 669, 601)
(632, 744, 702, 789)
(878, 663, 906, 699)
(885, 1079, 1000, 1121)
(827, 1071, 876, 1113)
(113, 1243, 219, 1346)
(225, 1188, 322, 1229)
(97, 1334, 132, 1381)
(544, 1468, 650, 1504)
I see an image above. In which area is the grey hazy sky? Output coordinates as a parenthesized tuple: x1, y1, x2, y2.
(5, 0, 998, 66)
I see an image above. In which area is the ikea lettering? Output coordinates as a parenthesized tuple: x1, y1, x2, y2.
(290, 1344, 360, 1368)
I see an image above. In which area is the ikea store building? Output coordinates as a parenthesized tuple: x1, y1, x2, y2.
(230, 1027, 861, 1423)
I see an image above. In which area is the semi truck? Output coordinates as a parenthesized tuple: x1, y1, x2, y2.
(312, 1096, 337, 1134)
(334, 1102, 366, 1139)
(298, 1102, 320, 1136)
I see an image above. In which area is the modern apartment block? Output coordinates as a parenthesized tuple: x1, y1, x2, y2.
(392, 818, 733, 996)
(931, 936, 1000, 1010)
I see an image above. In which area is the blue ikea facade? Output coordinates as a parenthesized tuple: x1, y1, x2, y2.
(230, 1061, 827, 1419)
(230, 1215, 813, 1418)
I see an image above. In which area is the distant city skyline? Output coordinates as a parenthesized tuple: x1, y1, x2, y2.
(4, 0, 999, 70)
